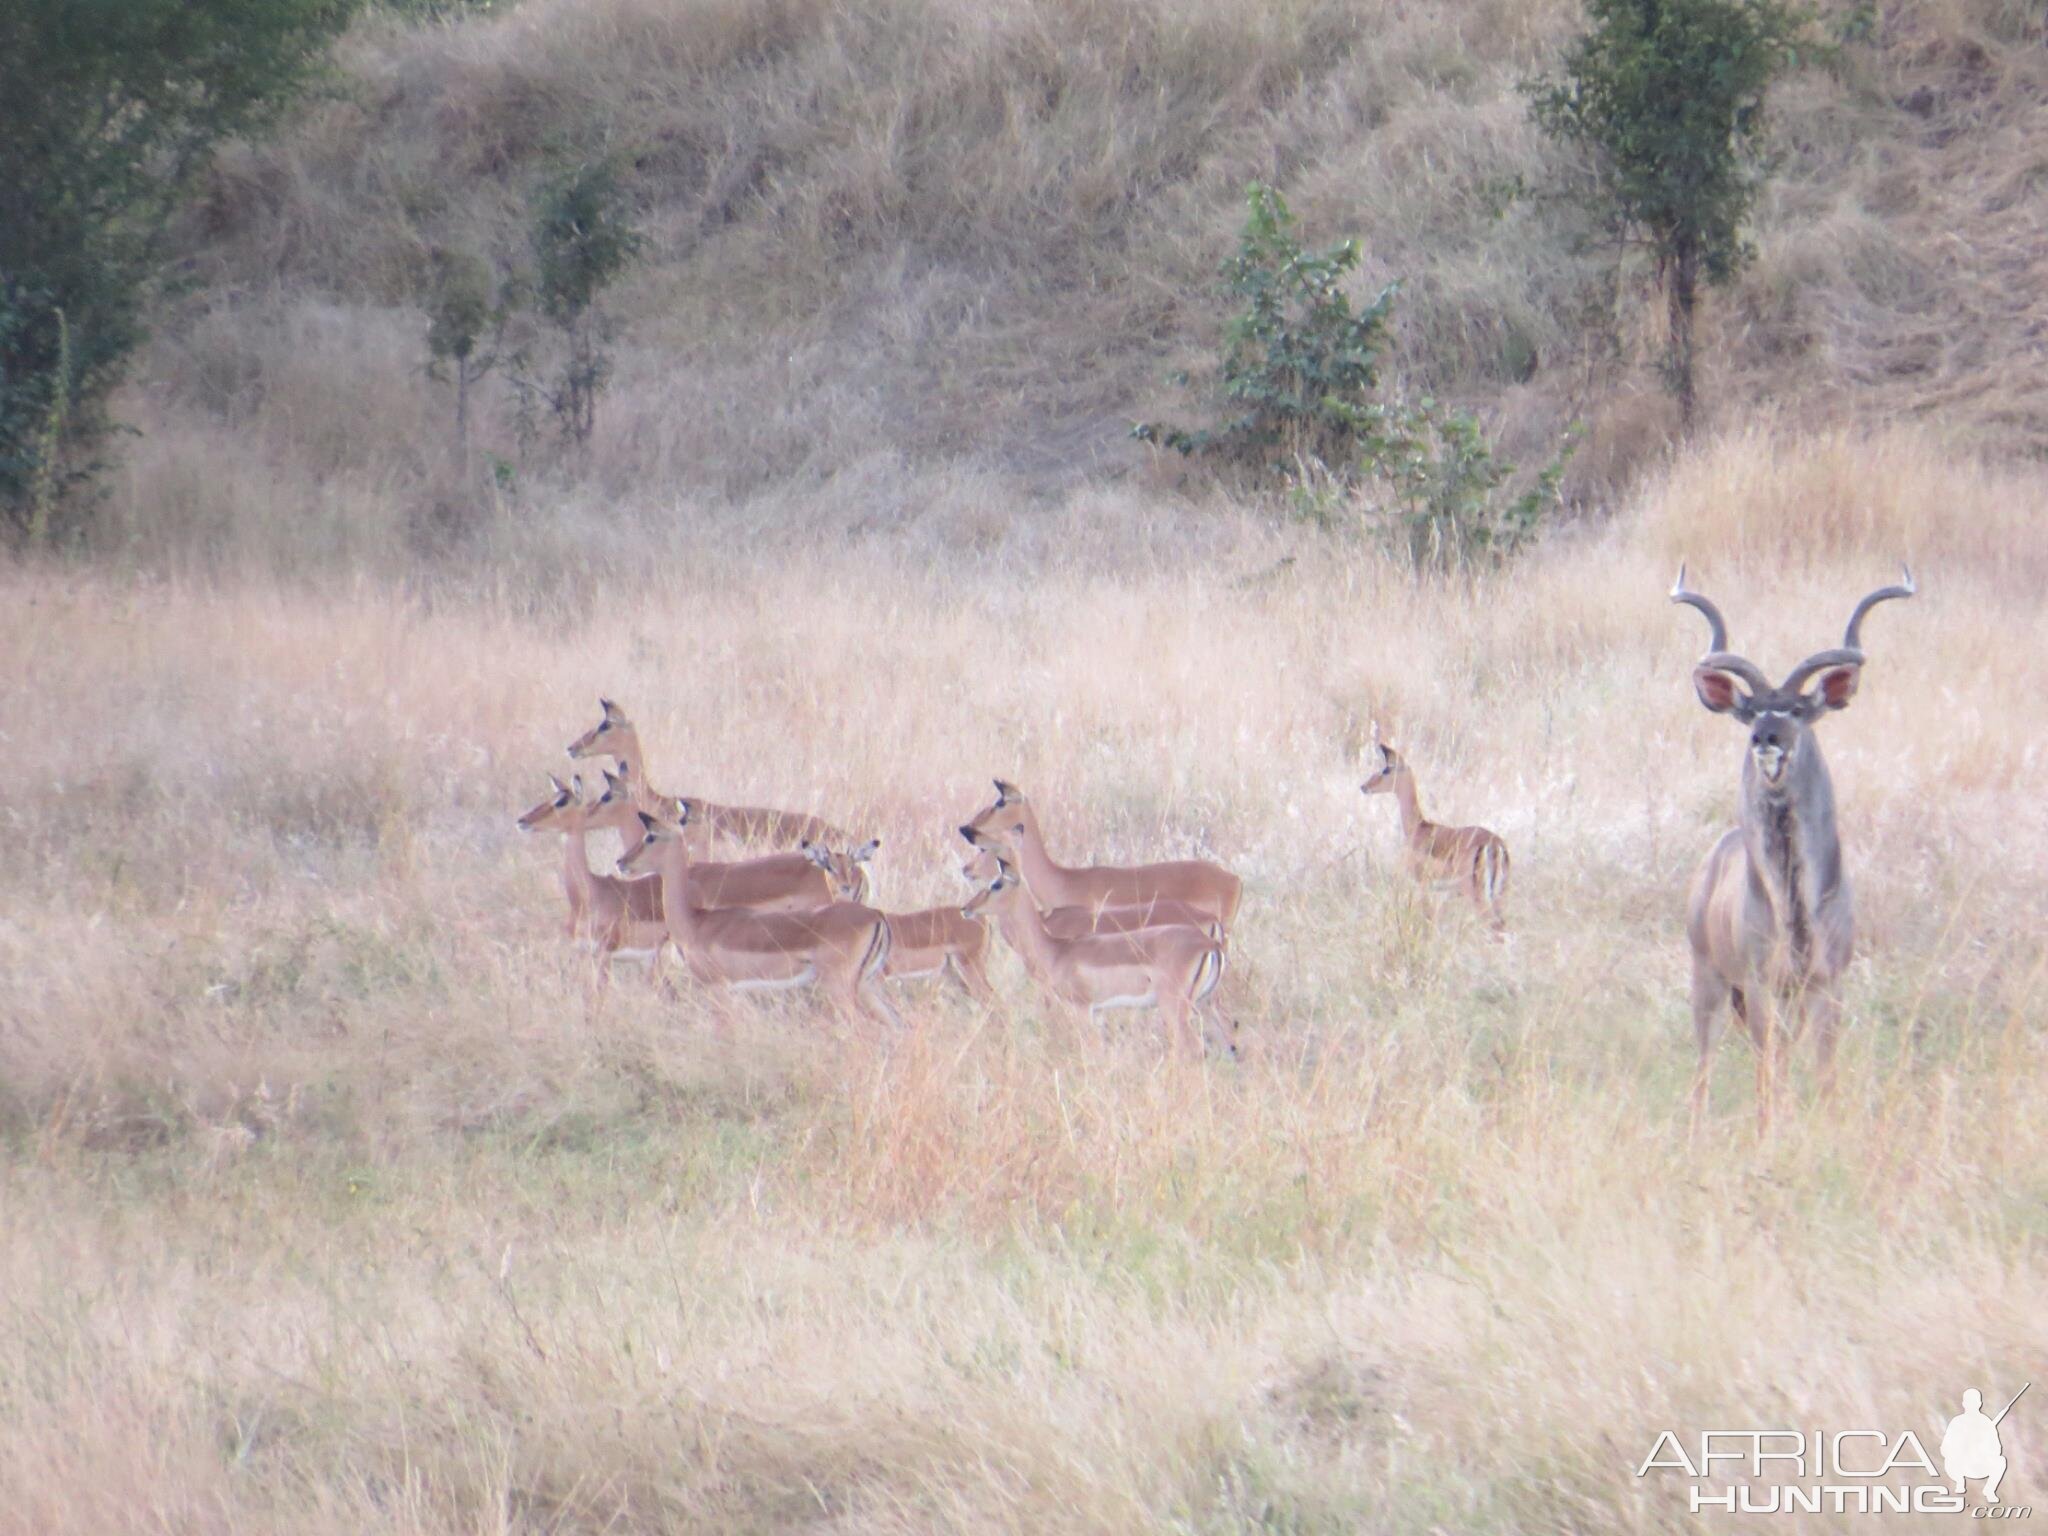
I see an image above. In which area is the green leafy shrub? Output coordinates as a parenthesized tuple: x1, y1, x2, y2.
(0, 0, 359, 538)
(1135, 184, 1396, 471)
(1139, 182, 1571, 569)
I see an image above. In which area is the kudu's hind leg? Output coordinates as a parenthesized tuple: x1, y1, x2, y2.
(1809, 986, 1843, 1101)
(1689, 968, 1732, 1137)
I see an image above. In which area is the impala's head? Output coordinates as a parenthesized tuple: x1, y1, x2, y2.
(802, 838, 879, 901)
(1672, 564, 1916, 791)
(960, 779, 1027, 843)
(580, 767, 643, 835)
(960, 857, 1023, 922)
(567, 697, 635, 762)
(616, 799, 691, 875)
(1359, 726, 1411, 797)
(517, 773, 584, 832)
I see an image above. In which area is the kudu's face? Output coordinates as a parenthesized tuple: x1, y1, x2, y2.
(1672, 565, 1915, 794)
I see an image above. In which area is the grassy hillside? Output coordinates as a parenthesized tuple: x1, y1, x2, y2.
(103, 0, 2048, 571)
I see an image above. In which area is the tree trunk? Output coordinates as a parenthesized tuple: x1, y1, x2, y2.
(1666, 240, 1699, 438)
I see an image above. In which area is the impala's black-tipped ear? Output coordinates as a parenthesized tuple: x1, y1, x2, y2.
(854, 838, 879, 861)
(570, 774, 584, 796)
(600, 696, 620, 717)
(637, 811, 656, 830)
(993, 778, 1022, 803)
(548, 772, 567, 794)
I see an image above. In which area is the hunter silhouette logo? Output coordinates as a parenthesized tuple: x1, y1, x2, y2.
(1637, 1382, 2032, 1516)
(1944, 1384, 2028, 1508)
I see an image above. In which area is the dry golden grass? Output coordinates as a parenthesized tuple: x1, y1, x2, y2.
(5, 423, 2045, 1531)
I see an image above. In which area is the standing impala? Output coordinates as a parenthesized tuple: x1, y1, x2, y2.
(807, 842, 998, 1004)
(962, 857, 1230, 1058)
(567, 698, 851, 849)
(582, 771, 839, 913)
(1359, 727, 1510, 931)
(959, 846, 1224, 943)
(1672, 564, 1915, 1133)
(516, 775, 667, 976)
(958, 780, 1242, 929)
(620, 803, 901, 1029)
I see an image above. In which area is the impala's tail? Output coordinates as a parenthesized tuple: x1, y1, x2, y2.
(1189, 942, 1226, 1006)
(1476, 838, 1511, 907)
(859, 916, 892, 987)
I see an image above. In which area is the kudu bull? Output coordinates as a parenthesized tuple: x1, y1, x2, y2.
(1673, 564, 1915, 1133)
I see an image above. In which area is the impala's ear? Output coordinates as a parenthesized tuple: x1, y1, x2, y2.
(570, 774, 584, 796)
(854, 838, 879, 862)
(1692, 665, 1750, 715)
(993, 778, 1021, 804)
(600, 697, 621, 717)
(1809, 662, 1862, 712)
(801, 842, 831, 870)
(673, 796, 692, 825)
(548, 772, 567, 794)
(636, 811, 657, 831)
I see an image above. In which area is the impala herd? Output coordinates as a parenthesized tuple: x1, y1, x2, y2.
(516, 570, 1916, 1129)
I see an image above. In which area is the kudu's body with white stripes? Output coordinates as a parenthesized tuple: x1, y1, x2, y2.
(1673, 566, 1915, 1132)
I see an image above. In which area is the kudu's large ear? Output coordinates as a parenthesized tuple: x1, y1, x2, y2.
(1691, 665, 1752, 715)
(1807, 661, 1862, 712)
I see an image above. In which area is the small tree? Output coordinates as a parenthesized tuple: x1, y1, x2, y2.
(1135, 183, 1397, 472)
(424, 249, 502, 465)
(0, 0, 358, 537)
(510, 158, 644, 448)
(1137, 182, 1571, 569)
(1529, 0, 1815, 434)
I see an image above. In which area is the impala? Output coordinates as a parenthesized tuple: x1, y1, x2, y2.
(800, 838, 878, 905)
(1359, 727, 1510, 931)
(958, 780, 1242, 929)
(583, 770, 838, 914)
(958, 846, 1224, 943)
(1672, 564, 1915, 1133)
(567, 698, 850, 849)
(516, 774, 666, 973)
(963, 856, 1231, 1059)
(619, 804, 901, 1029)
(808, 841, 996, 1002)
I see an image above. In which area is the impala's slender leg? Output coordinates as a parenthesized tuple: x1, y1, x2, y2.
(1159, 988, 1203, 1060)
(947, 951, 997, 1006)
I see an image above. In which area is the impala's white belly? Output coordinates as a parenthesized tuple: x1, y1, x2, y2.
(729, 964, 818, 994)
(611, 947, 660, 965)
(1089, 991, 1159, 1013)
